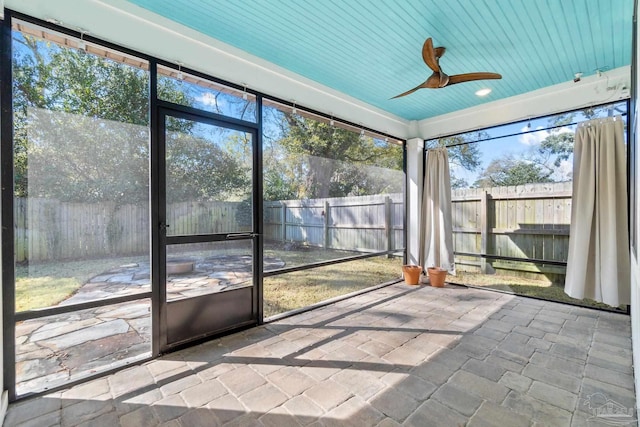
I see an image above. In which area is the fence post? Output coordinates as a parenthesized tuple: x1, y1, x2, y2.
(280, 202, 286, 242)
(385, 196, 392, 258)
(480, 190, 491, 274)
(323, 201, 330, 249)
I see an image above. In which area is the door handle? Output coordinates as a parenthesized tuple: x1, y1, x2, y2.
(225, 233, 258, 240)
(159, 222, 170, 232)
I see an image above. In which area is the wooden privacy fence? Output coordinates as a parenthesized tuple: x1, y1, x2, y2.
(263, 194, 405, 253)
(15, 183, 571, 279)
(15, 194, 403, 262)
(14, 198, 244, 262)
(452, 181, 571, 282)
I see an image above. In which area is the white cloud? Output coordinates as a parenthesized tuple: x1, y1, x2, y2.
(519, 126, 547, 146)
(552, 159, 573, 181)
(519, 125, 573, 146)
(196, 92, 227, 109)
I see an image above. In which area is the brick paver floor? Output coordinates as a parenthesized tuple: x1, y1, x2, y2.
(6, 283, 636, 426)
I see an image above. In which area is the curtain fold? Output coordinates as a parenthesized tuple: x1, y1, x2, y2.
(419, 148, 455, 274)
(564, 116, 630, 306)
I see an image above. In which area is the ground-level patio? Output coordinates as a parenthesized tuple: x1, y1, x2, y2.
(5, 282, 635, 426)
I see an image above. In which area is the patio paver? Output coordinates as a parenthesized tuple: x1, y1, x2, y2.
(6, 283, 637, 426)
(14, 255, 285, 395)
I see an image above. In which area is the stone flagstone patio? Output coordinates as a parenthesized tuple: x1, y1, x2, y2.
(15, 255, 285, 395)
(7, 282, 636, 426)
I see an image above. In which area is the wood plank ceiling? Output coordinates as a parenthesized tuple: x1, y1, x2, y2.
(126, 0, 634, 121)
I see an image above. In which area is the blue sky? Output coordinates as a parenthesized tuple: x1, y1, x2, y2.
(447, 102, 628, 187)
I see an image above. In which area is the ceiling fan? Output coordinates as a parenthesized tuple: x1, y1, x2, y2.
(391, 37, 502, 98)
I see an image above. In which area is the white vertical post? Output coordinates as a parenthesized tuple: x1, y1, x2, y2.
(384, 196, 392, 257)
(280, 203, 286, 242)
(630, 9, 640, 416)
(323, 201, 330, 249)
(480, 190, 489, 273)
(406, 138, 424, 266)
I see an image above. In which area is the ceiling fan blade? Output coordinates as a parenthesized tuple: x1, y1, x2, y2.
(438, 71, 450, 88)
(421, 38, 440, 73)
(447, 72, 502, 85)
(426, 72, 442, 88)
(395, 39, 503, 97)
(390, 80, 428, 99)
(391, 72, 447, 98)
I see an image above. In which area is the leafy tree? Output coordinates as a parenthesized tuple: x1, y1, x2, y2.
(12, 34, 248, 203)
(535, 131, 575, 169)
(450, 176, 469, 189)
(535, 104, 622, 170)
(263, 143, 303, 201)
(263, 164, 299, 201)
(473, 155, 553, 187)
(425, 132, 484, 189)
(166, 130, 249, 202)
(263, 109, 403, 200)
(25, 109, 150, 203)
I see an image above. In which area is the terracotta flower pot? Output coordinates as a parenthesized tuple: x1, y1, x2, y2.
(427, 267, 447, 287)
(402, 265, 422, 285)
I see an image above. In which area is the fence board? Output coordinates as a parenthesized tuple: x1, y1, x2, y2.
(15, 183, 570, 281)
(452, 182, 571, 280)
(264, 194, 404, 252)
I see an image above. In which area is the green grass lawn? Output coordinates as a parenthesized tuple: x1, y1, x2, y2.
(263, 256, 402, 318)
(264, 243, 372, 269)
(19, 245, 620, 317)
(15, 256, 143, 311)
(15, 245, 403, 313)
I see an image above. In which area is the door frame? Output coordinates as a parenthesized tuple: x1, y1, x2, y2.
(154, 104, 262, 352)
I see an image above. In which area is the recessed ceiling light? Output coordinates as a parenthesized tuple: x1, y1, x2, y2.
(475, 88, 492, 97)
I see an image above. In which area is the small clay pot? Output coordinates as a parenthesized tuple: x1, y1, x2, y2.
(427, 267, 447, 287)
(402, 265, 422, 285)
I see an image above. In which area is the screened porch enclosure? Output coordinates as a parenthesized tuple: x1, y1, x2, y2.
(5, 16, 406, 398)
(0, 1, 635, 420)
(423, 101, 630, 313)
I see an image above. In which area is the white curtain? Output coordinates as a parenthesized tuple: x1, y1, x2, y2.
(564, 116, 630, 306)
(419, 148, 455, 274)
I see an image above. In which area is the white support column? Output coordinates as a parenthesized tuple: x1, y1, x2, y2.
(631, 2, 640, 416)
(0, 0, 6, 418)
(406, 138, 424, 266)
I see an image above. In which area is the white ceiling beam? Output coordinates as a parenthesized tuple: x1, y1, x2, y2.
(417, 66, 631, 140)
(5, 1, 632, 142)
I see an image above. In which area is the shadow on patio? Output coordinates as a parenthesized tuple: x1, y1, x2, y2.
(7, 282, 636, 426)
